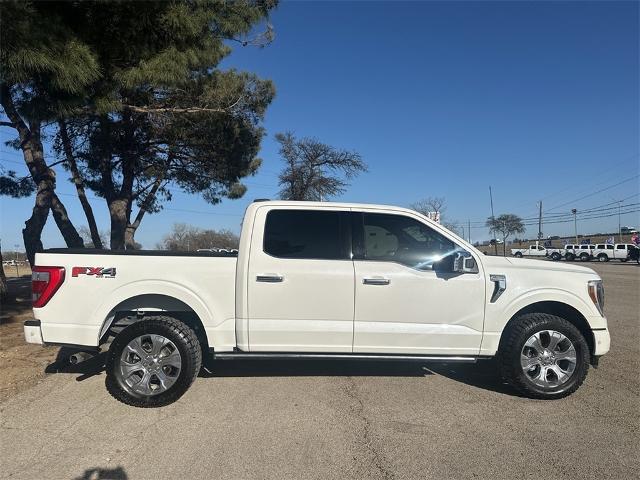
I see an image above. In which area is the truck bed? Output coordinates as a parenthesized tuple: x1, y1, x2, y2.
(32, 250, 238, 350)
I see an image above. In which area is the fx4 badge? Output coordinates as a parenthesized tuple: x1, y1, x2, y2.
(72, 267, 117, 278)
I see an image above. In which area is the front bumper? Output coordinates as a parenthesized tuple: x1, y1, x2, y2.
(24, 319, 43, 345)
(592, 328, 610, 356)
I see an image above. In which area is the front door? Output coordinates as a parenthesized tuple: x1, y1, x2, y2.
(247, 207, 354, 352)
(352, 211, 485, 355)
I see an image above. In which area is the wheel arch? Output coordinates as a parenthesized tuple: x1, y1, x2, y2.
(498, 301, 595, 356)
(98, 293, 210, 358)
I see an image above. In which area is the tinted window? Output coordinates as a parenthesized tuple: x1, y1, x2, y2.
(616, 245, 626, 250)
(607, 245, 614, 250)
(360, 213, 458, 270)
(264, 210, 348, 260)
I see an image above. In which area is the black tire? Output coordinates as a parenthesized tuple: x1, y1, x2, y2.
(498, 313, 590, 399)
(597, 254, 609, 262)
(565, 253, 575, 261)
(551, 252, 561, 261)
(514, 252, 523, 258)
(106, 315, 202, 407)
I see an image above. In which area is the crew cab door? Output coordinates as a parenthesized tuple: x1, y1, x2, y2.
(352, 210, 485, 355)
(246, 207, 354, 352)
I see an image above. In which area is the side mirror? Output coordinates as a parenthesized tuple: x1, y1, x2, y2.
(452, 252, 479, 274)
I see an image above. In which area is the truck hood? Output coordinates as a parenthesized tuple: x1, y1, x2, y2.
(480, 255, 598, 276)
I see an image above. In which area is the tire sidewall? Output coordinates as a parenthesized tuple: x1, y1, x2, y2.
(106, 319, 199, 406)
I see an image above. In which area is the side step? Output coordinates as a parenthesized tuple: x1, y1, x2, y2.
(213, 352, 477, 363)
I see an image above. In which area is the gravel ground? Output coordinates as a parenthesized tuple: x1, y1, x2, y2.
(0, 262, 638, 480)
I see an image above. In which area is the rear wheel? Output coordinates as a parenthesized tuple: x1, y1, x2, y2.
(498, 313, 589, 399)
(106, 316, 202, 407)
(579, 253, 590, 262)
(550, 252, 561, 261)
(514, 252, 523, 258)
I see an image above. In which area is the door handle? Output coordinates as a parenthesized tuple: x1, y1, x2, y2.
(363, 277, 390, 286)
(256, 274, 284, 283)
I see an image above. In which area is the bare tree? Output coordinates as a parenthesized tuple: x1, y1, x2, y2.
(157, 223, 239, 251)
(276, 132, 367, 201)
(486, 214, 525, 256)
(411, 197, 447, 217)
(78, 226, 110, 249)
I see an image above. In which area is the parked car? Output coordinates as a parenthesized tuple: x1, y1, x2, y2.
(24, 200, 610, 406)
(565, 244, 595, 262)
(593, 244, 616, 262)
(611, 243, 637, 262)
(510, 244, 548, 258)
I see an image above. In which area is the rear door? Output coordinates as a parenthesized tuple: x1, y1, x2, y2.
(246, 207, 355, 352)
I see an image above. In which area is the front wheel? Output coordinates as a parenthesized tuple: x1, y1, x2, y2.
(550, 252, 561, 261)
(106, 316, 202, 407)
(498, 313, 589, 399)
(565, 253, 575, 261)
(598, 254, 609, 262)
(514, 252, 523, 258)
(579, 253, 590, 262)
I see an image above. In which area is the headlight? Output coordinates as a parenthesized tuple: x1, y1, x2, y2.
(588, 280, 605, 316)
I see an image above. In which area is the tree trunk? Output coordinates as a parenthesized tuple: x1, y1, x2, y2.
(0, 249, 8, 301)
(1, 83, 84, 264)
(58, 119, 103, 249)
(108, 199, 129, 250)
(22, 185, 51, 266)
(124, 175, 164, 249)
(50, 192, 85, 248)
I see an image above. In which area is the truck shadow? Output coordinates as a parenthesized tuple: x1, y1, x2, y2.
(45, 349, 519, 396)
(203, 358, 519, 396)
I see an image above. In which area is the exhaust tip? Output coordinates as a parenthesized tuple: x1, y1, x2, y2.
(69, 352, 92, 365)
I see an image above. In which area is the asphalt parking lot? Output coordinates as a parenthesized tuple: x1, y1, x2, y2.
(1, 261, 638, 480)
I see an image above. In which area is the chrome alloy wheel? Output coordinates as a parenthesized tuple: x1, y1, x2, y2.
(117, 334, 182, 396)
(520, 330, 577, 388)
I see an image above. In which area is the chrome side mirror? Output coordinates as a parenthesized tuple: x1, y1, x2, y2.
(452, 252, 479, 274)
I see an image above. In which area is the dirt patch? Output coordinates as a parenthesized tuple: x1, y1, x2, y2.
(0, 275, 59, 403)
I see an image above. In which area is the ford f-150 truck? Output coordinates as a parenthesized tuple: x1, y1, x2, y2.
(24, 200, 610, 407)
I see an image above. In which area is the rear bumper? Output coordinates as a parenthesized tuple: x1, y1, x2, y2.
(592, 328, 610, 356)
(24, 319, 43, 345)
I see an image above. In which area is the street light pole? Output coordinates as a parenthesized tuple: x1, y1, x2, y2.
(572, 209, 578, 244)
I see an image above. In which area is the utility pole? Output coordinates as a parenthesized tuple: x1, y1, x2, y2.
(489, 186, 498, 255)
(468, 219, 471, 243)
(618, 199, 622, 241)
(14, 244, 19, 277)
(537, 201, 543, 244)
(572, 209, 578, 244)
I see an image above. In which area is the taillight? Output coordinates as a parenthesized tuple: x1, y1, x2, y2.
(32, 266, 65, 308)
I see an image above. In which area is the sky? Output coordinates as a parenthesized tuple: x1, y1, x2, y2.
(1, 0, 639, 250)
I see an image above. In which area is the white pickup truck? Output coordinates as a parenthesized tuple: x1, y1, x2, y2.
(25, 201, 610, 407)
(592, 243, 636, 262)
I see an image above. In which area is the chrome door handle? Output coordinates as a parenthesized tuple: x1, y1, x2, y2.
(256, 274, 284, 283)
(363, 277, 390, 286)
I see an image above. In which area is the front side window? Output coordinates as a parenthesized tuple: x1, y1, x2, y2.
(616, 245, 626, 250)
(263, 210, 349, 260)
(360, 213, 458, 270)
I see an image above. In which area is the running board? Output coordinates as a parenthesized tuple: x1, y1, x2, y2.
(213, 352, 477, 363)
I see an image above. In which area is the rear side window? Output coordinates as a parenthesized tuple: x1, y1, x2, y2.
(616, 245, 626, 250)
(263, 210, 349, 260)
(359, 212, 457, 270)
(607, 245, 614, 250)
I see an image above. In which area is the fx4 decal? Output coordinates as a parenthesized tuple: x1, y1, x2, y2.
(72, 267, 117, 278)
